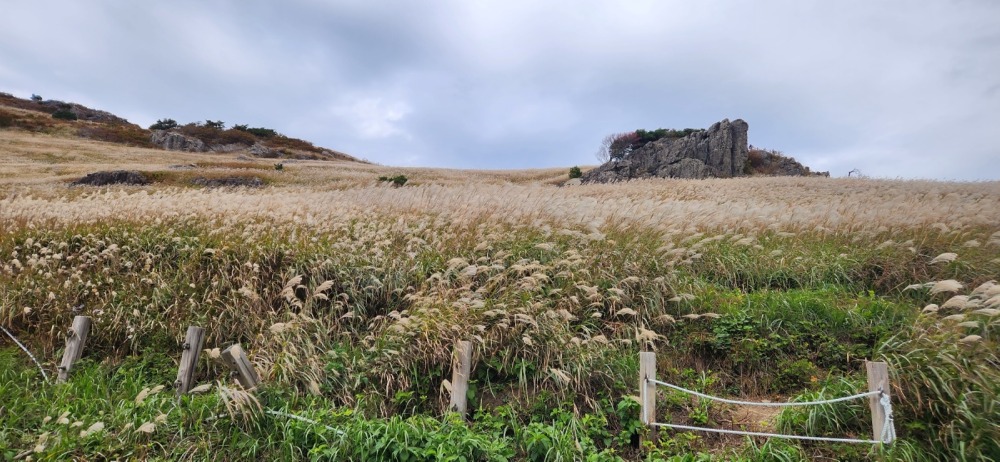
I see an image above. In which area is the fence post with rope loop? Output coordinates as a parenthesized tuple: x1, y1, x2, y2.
(640, 351, 897, 445)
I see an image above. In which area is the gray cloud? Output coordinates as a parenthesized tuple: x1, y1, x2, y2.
(2, 0, 998, 179)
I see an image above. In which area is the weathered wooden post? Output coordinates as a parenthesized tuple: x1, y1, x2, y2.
(221, 343, 260, 390)
(57, 315, 92, 382)
(866, 360, 894, 443)
(175, 326, 205, 395)
(639, 351, 657, 443)
(448, 340, 473, 417)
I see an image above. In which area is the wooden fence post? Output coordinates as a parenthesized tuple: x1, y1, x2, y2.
(175, 326, 205, 396)
(866, 360, 894, 443)
(57, 316, 92, 382)
(448, 340, 473, 417)
(221, 343, 260, 390)
(639, 351, 657, 443)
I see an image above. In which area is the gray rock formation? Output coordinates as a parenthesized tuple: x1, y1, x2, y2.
(209, 143, 250, 153)
(248, 142, 278, 158)
(582, 119, 749, 183)
(72, 170, 150, 186)
(150, 130, 207, 152)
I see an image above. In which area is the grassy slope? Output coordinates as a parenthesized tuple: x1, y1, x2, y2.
(1, 128, 999, 461)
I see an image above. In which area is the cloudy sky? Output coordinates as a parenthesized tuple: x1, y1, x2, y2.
(1, 1, 998, 180)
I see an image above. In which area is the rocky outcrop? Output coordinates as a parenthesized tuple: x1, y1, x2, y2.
(72, 170, 150, 186)
(582, 119, 749, 183)
(248, 142, 279, 158)
(150, 130, 207, 152)
(746, 149, 829, 177)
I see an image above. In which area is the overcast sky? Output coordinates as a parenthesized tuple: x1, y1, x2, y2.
(2, 1, 998, 180)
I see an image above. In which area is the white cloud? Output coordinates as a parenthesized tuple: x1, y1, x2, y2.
(1, 0, 998, 179)
(331, 97, 412, 139)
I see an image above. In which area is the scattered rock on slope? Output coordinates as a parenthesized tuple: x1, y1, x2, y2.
(191, 176, 264, 188)
(72, 170, 150, 186)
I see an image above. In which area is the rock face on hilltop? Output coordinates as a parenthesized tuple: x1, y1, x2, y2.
(582, 119, 750, 183)
(581, 119, 828, 182)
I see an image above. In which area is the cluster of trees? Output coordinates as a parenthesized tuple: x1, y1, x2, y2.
(148, 119, 279, 138)
(595, 127, 701, 162)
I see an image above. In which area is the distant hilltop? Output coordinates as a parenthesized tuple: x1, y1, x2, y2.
(582, 119, 827, 183)
(0, 91, 360, 162)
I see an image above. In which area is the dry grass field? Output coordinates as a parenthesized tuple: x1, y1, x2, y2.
(1, 127, 998, 460)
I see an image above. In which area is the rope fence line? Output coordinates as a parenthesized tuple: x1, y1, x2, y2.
(648, 378, 880, 408)
(0, 324, 50, 383)
(651, 422, 883, 445)
(638, 352, 896, 446)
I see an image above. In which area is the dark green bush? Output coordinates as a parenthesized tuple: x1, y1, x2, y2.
(233, 124, 279, 138)
(378, 175, 408, 187)
(178, 124, 257, 146)
(149, 118, 178, 130)
(568, 166, 582, 179)
(52, 109, 77, 121)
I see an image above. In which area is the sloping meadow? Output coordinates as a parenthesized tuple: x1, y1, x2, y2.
(1, 177, 998, 460)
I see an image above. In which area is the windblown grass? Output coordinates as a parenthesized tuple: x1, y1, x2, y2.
(0, 129, 998, 459)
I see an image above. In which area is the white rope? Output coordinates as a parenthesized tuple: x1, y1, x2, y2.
(650, 422, 882, 444)
(646, 378, 897, 444)
(0, 324, 50, 383)
(879, 393, 896, 444)
(648, 378, 878, 407)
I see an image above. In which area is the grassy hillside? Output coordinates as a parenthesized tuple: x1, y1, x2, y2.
(0, 128, 999, 461)
(0, 92, 358, 162)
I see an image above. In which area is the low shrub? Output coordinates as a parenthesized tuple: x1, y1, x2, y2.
(52, 109, 77, 121)
(149, 118, 177, 130)
(177, 124, 257, 147)
(77, 123, 154, 147)
(569, 166, 582, 179)
(378, 175, 408, 187)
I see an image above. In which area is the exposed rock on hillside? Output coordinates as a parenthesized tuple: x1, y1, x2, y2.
(191, 176, 264, 188)
(150, 130, 207, 152)
(249, 142, 278, 158)
(582, 119, 749, 183)
(72, 170, 150, 186)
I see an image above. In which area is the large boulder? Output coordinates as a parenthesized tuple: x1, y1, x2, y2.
(582, 119, 749, 183)
(150, 130, 207, 152)
(248, 142, 279, 158)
